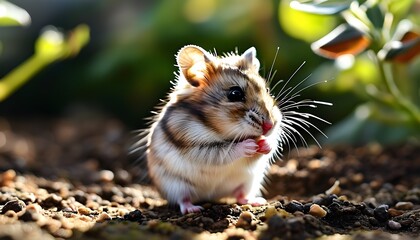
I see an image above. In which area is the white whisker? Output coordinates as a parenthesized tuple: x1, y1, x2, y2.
(270, 60, 332, 151)
(267, 47, 280, 85)
(283, 117, 323, 147)
(276, 73, 311, 103)
(276, 61, 306, 99)
(284, 111, 331, 125)
(284, 115, 329, 139)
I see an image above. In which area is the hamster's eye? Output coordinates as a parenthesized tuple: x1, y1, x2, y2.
(228, 86, 245, 102)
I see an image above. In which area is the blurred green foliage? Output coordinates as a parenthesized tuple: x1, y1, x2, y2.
(1, 0, 315, 125)
(0, 0, 30, 26)
(1, 0, 419, 145)
(281, 0, 420, 144)
(0, 1, 89, 102)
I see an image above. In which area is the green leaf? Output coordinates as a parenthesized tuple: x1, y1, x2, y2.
(311, 24, 370, 59)
(0, 0, 31, 26)
(378, 20, 420, 62)
(379, 36, 420, 63)
(364, 2, 384, 29)
(290, 0, 353, 15)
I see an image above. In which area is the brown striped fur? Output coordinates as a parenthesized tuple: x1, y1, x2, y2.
(145, 45, 283, 213)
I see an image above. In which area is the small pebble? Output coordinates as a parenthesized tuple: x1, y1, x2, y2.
(52, 228, 72, 239)
(1, 169, 17, 184)
(77, 206, 92, 216)
(73, 190, 88, 205)
(19, 192, 36, 203)
(236, 211, 255, 229)
(309, 204, 327, 218)
(313, 194, 337, 207)
(351, 173, 364, 183)
(388, 220, 402, 230)
(26, 203, 42, 213)
(325, 180, 341, 195)
(337, 195, 348, 201)
(1, 199, 26, 214)
(373, 204, 389, 222)
(118, 208, 129, 217)
(115, 169, 132, 185)
(284, 200, 304, 213)
(96, 212, 112, 223)
(42, 194, 63, 209)
(395, 201, 414, 210)
(239, 211, 253, 223)
(4, 210, 17, 219)
(388, 208, 404, 217)
(86, 200, 100, 210)
(303, 203, 312, 213)
(264, 206, 277, 220)
(78, 215, 93, 222)
(124, 209, 144, 222)
(240, 204, 252, 211)
(99, 170, 114, 182)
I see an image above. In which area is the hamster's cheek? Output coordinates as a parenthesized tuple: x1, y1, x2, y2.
(234, 119, 262, 138)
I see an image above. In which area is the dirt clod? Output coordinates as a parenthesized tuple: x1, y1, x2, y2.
(1, 199, 26, 214)
(309, 204, 327, 218)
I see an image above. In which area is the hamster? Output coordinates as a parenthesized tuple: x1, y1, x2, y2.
(142, 45, 327, 214)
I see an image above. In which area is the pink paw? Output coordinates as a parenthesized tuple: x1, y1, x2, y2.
(179, 198, 203, 214)
(256, 139, 271, 154)
(233, 185, 267, 206)
(246, 197, 267, 206)
(235, 139, 258, 158)
(180, 204, 203, 214)
(236, 195, 267, 206)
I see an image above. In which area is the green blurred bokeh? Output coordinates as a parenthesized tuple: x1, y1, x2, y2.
(1, 0, 419, 145)
(0, 1, 319, 122)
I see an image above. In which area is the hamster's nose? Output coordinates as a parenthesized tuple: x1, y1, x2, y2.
(262, 120, 273, 135)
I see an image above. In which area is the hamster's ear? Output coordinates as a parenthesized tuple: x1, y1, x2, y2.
(241, 47, 260, 72)
(177, 45, 215, 87)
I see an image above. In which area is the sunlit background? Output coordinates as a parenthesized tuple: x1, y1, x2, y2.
(1, 0, 419, 145)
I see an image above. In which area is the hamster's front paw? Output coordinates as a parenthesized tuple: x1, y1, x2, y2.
(256, 139, 271, 154)
(234, 139, 259, 158)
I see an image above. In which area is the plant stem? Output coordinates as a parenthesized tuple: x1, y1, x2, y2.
(0, 55, 53, 101)
(375, 54, 420, 125)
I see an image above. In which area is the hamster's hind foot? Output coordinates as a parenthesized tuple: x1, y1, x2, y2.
(245, 197, 267, 206)
(236, 195, 267, 206)
(233, 185, 267, 206)
(179, 197, 203, 214)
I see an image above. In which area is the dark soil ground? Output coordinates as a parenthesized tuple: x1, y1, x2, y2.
(0, 116, 419, 240)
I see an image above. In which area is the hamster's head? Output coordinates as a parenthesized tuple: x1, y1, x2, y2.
(174, 45, 281, 141)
